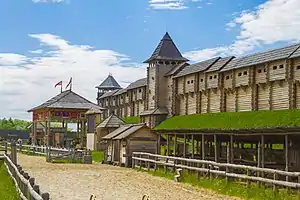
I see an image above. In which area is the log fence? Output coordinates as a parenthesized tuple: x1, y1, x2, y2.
(132, 152, 300, 191)
(0, 141, 50, 200)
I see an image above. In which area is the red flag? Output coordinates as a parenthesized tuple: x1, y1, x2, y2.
(54, 81, 62, 88)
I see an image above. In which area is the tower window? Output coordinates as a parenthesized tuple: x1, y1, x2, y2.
(273, 66, 277, 70)
(187, 81, 190, 84)
(152, 77, 154, 80)
(139, 89, 142, 93)
(226, 76, 229, 80)
(297, 66, 300, 70)
(279, 64, 284, 69)
(258, 69, 262, 73)
(200, 79, 204, 82)
(264, 68, 266, 72)
(152, 96, 155, 100)
(209, 76, 213, 79)
(214, 75, 217, 79)
(243, 71, 247, 75)
(238, 72, 242, 76)
(191, 80, 194, 83)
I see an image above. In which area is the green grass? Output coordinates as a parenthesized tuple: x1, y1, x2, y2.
(92, 151, 105, 163)
(156, 109, 300, 130)
(122, 116, 140, 124)
(50, 159, 83, 164)
(0, 160, 20, 200)
(139, 167, 299, 200)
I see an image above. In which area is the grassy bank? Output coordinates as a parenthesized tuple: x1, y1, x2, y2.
(92, 151, 105, 163)
(0, 160, 19, 200)
(122, 116, 140, 124)
(155, 109, 300, 130)
(139, 168, 299, 200)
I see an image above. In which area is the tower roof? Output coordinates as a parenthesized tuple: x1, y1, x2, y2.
(96, 74, 122, 90)
(144, 32, 189, 63)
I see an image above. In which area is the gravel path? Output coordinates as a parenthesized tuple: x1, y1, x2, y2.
(17, 154, 239, 200)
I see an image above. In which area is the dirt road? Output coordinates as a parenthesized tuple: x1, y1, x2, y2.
(17, 154, 239, 200)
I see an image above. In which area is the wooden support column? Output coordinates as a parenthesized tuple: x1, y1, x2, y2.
(77, 121, 80, 138)
(156, 134, 161, 155)
(191, 134, 194, 159)
(174, 134, 177, 156)
(167, 135, 170, 156)
(261, 135, 265, 179)
(214, 135, 219, 162)
(33, 121, 37, 145)
(183, 134, 186, 158)
(201, 134, 205, 160)
(285, 134, 289, 181)
(230, 135, 234, 163)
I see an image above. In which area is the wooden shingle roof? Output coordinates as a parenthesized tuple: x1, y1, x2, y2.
(221, 43, 300, 72)
(98, 89, 119, 99)
(102, 124, 133, 139)
(175, 57, 220, 78)
(96, 74, 122, 90)
(144, 32, 188, 63)
(126, 78, 147, 90)
(28, 90, 103, 112)
(205, 56, 235, 73)
(165, 62, 189, 77)
(97, 113, 125, 128)
(113, 124, 147, 140)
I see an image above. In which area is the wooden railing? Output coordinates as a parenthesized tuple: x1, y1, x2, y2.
(0, 143, 50, 200)
(132, 152, 300, 191)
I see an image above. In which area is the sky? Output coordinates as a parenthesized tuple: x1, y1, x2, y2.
(1, 0, 300, 120)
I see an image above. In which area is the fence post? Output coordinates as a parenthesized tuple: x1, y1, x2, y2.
(4, 142, 8, 154)
(132, 153, 135, 169)
(19, 143, 22, 153)
(139, 154, 142, 169)
(273, 172, 278, 194)
(11, 141, 17, 165)
(246, 168, 250, 187)
(147, 155, 150, 171)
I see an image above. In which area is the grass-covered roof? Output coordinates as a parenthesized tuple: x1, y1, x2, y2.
(155, 110, 300, 131)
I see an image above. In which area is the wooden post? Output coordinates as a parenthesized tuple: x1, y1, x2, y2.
(156, 134, 161, 155)
(33, 121, 37, 145)
(167, 135, 170, 156)
(230, 135, 233, 163)
(196, 139, 199, 155)
(285, 134, 289, 182)
(174, 134, 177, 157)
(214, 134, 219, 162)
(261, 135, 265, 179)
(201, 134, 205, 160)
(191, 134, 194, 159)
(257, 141, 261, 187)
(183, 134, 186, 158)
(11, 141, 17, 165)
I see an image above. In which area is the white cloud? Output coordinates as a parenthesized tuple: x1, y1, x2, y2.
(0, 34, 146, 120)
(148, 0, 208, 10)
(184, 0, 300, 62)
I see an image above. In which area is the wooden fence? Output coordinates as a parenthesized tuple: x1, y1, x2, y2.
(0, 142, 90, 163)
(0, 142, 50, 200)
(132, 152, 300, 191)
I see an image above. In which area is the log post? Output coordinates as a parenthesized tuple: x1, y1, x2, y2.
(174, 134, 177, 157)
(261, 135, 265, 181)
(167, 135, 170, 156)
(11, 141, 17, 165)
(183, 134, 186, 158)
(230, 135, 234, 163)
(257, 141, 261, 187)
(191, 134, 194, 159)
(214, 135, 219, 163)
(285, 134, 289, 182)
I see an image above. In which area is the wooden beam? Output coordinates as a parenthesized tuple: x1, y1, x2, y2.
(183, 134, 186, 158)
(167, 135, 170, 156)
(174, 134, 177, 157)
(192, 134, 195, 159)
(230, 135, 234, 163)
(285, 134, 289, 181)
(214, 134, 219, 162)
(202, 134, 205, 160)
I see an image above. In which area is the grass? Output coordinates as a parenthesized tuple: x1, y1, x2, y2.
(155, 109, 300, 130)
(0, 160, 20, 200)
(139, 167, 299, 200)
(50, 159, 83, 164)
(122, 116, 140, 124)
(92, 151, 105, 163)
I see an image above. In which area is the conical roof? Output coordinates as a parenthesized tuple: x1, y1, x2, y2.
(144, 32, 188, 63)
(96, 74, 122, 90)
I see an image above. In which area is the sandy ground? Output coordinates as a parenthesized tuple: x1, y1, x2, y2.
(17, 154, 239, 200)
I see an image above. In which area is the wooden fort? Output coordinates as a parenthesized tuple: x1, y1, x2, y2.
(97, 32, 300, 128)
(95, 32, 300, 172)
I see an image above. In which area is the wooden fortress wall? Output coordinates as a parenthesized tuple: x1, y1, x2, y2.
(174, 57, 300, 115)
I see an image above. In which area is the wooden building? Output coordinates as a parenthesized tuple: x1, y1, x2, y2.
(96, 32, 300, 129)
(102, 123, 157, 166)
(27, 89, 104, 147)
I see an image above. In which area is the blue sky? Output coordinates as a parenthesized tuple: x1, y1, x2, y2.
(1, 0, 300, 120)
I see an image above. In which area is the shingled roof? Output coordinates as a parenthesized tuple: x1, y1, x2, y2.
(126, 78, 147, 90)
(205, 56, 235, 73)
(221, 43, 300, 72)
(165, 62, 189, 77)
(175, 57, 220, 78)
(96, 74, 122, 90)
(28, 90, 103, 112)
(98, 89, 119, 99)
(144, 32, 188, 63)
(97, 113, 125, 128)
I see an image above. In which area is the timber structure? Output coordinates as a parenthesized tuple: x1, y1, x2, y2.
(97, 32, 300, 128)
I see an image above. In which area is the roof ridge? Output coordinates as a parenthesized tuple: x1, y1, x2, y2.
(288, 44, 300, 59)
